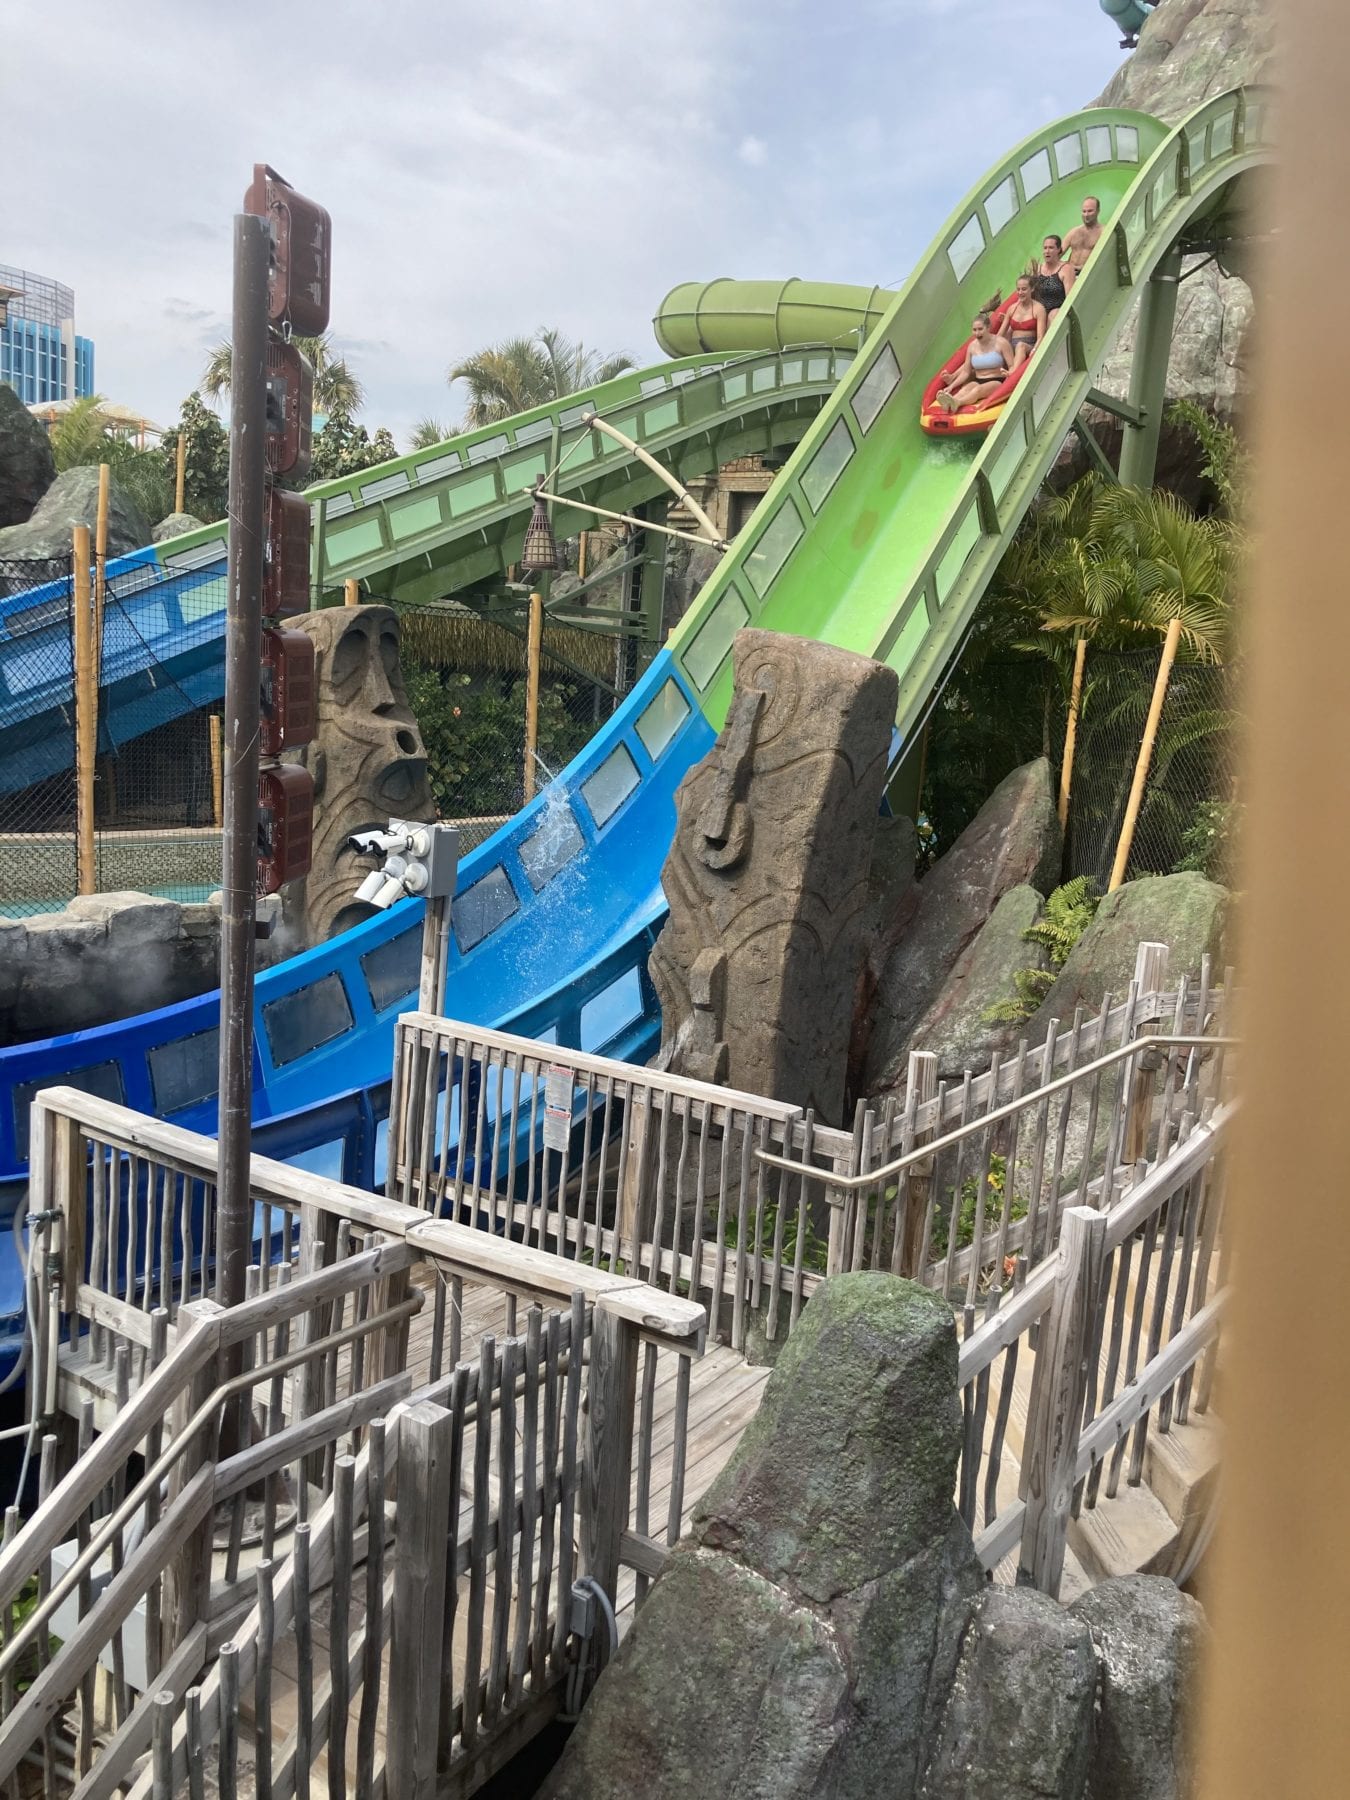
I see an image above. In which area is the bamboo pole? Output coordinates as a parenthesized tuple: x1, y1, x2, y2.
(175, 432, 186, 515)
(209, 715, 224, 828)
(93, 462, 110, 657)
(522, 590, 544, 803)
(72, 525, 96, 896)
(344, 579, 360, 607)
(577, 530, 589, 581)
(1057, 635, 1088, 830)
(1107, 616, 1183, 892)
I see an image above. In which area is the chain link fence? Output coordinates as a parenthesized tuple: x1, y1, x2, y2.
(0, 552, 226, 917)
(398, 598, 659, 853)
(921, 641, 1242, 893)
(1065, 647, 1242, 888)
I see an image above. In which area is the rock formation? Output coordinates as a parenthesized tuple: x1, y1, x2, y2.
(151, 511, 206, 542)
(1088, 0, 1276, 445)
(862, 758, 1061, 1096)
(0, 891, 279, 1049)
(0, 385, 56, 531)
(548, 1273, 984, 1800)
(906, 883, 1051, 1082)
(548, 1270, 1209, 1800)
(650, 628, 897, 1125)
(1027, 872, 1228, 1036)
(281, 605, 436, 944)
(0, 464, 151, 564)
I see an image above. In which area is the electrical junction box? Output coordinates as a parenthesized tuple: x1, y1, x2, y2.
(244, 163, 332, 336)
(260, 628, 316, 755)
(257, 763, 314, 892)
(265, 338, 313, 480)
(264, 487, 311, 616)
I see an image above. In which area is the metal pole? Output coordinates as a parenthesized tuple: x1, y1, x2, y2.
(216, 213, 271, 1312)
(1118, 246, 1183, 489)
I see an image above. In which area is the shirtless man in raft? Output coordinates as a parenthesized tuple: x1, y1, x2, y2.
(1062, 195, 1104, 291)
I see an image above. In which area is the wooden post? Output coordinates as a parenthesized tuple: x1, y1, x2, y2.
(72, 524, 97, 896)
(577, 530, 590, 581)
(1057, 636, 1088, 831)
(1124, 942, 1170, 1165)
(209, 715, 224, 829)
(1017, 1205, 1106, 1596)
(1108, 616, 1183, 891)
(175, 432, 187, 515)
(164, 1300, 226, 1652)
(581, 1301, 640, 1604)
(94, 462, 110, 656)
(899, 1051, 939, 1278)
(522, 589, 544, 803)
(344, 579, 360, 607)
(387, 1401, 454, 1800)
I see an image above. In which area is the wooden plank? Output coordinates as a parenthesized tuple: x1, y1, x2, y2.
(581, 1305, 639, 1604)
(387, 1401, 454, 1800)
(1016, 1207, 1107, 1597)
(0, 1464, 215, 1787)
(406, 1220, 703, 1342)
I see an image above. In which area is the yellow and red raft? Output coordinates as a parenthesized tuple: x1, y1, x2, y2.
(920, 298, 1035, 437)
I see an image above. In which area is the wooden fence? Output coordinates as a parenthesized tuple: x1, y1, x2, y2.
(386, 944, 1233, 1351)
(4, 1087, 703, 1797)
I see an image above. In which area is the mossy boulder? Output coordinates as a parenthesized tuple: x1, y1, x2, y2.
(1028, 874, 1228, 1034)
(906, 884, 1050, 1082)
(0, 464, 150, 562)
(0, 385, 56, 530)
(863, 759, 1061, 1093)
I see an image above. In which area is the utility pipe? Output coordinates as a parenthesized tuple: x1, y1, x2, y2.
(532, 487, 726, 551)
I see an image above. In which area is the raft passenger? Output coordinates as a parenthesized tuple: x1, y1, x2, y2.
(1003, 274, 1047, 368)
(1062, 196, 1104, 291)
(935, 311, 1013, 412)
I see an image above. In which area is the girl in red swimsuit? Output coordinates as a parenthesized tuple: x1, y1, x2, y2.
(1004, 273, 1047, 369)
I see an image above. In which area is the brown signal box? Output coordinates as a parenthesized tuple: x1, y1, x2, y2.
(264, 487, 311, 616)
(265, 338, 313, 480)
(244, 163, 332, 336)
(260, 627, 316, 755)
(257, 763, 314, 892)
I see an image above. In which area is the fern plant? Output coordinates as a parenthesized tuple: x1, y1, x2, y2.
(981, 879, 1100, 1026)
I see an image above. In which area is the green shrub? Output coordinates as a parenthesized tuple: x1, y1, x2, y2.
(982, 878, 1100, 1026)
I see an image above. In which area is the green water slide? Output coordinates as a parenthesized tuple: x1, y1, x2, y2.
(151, 349, 850, 609)
(660, 89, 1270, 738)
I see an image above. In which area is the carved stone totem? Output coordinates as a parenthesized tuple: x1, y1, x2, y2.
(283, 605, 436, 944)
(649, 628, 897, 1125)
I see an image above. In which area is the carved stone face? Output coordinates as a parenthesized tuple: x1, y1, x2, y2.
(286, 605, 435, 943)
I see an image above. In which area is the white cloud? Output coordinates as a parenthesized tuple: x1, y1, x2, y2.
(0, 0, 1123, 449)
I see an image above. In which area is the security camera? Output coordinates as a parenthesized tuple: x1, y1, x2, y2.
(353, 868, 387, 905)
(348, 829, 388, 856)
(371, 873, 407, 910)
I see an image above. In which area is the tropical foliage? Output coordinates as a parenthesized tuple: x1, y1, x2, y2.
(158, 391, 230, 521)
(309, 402, 397, 482)
(448, 327, 633, 429)
(48, 395, 174, 522)
(200, 333, 365, 416)
(409, 417, 453, 451)
(983, 878, 1101, 1025)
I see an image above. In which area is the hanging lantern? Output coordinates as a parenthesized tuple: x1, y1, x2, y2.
(520, 483, 560, 571)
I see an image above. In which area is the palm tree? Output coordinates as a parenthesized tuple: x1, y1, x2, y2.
(200, 333, 365, 415)
(1002, 475, 1238, 665)
(448, 327, 633, 429)
(409, 417, 453, 451)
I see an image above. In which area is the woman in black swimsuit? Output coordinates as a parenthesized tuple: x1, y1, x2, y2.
(1034, 235, 1068, 320)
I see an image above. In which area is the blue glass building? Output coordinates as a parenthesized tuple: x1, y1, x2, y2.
(0, 264, 95, 405)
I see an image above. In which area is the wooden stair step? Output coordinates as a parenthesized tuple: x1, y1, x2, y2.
(1142, 1409, 1222, 1529)
(1068, 1480, 1181, 1584)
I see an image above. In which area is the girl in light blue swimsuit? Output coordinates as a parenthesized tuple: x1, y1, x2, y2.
(935, 311, 1014, 412)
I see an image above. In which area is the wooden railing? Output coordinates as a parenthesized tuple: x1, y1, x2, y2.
(952, 1100, 1231, 1594)
(8, 1087, 703, 1797)
(386, 945, 1233, 1353)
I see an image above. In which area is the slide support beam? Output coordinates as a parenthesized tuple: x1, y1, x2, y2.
(1119, 245, 1184, 488)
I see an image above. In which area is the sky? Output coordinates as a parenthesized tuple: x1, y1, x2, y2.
(1, 0, 1130, 449)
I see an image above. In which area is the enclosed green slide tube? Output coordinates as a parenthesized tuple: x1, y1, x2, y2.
(654, 278, 892, 356)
